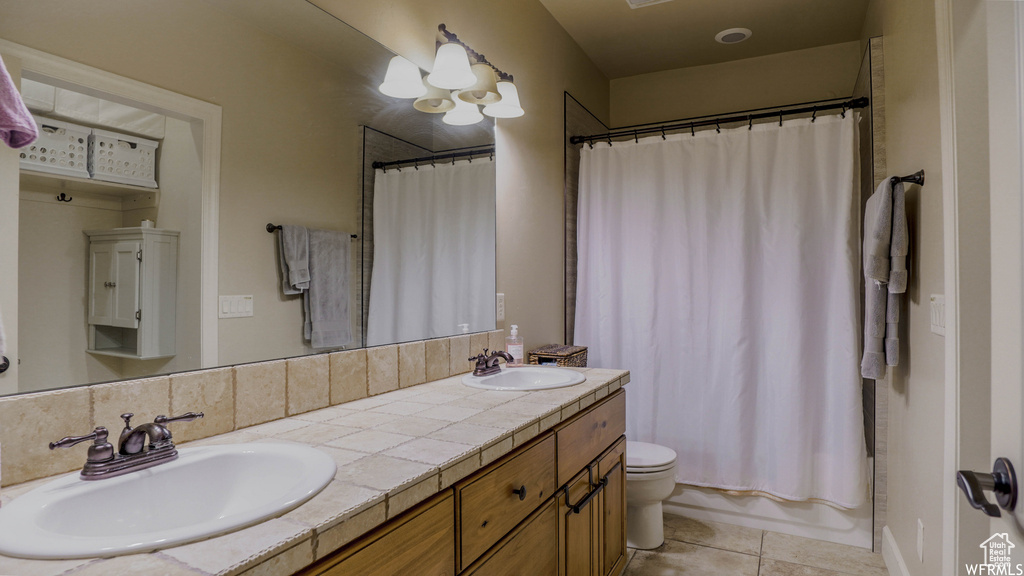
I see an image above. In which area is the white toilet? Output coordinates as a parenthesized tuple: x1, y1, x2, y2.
(625, 441, 678, 550)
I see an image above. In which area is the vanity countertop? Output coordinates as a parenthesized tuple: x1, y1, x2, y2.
(0, 367, 629, 576)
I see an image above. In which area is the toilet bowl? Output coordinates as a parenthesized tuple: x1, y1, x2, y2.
(626, 441, 677, 550)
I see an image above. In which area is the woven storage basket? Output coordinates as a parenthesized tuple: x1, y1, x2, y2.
(526, 344, 588, 367)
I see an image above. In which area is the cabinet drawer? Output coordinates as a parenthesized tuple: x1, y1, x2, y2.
(462, 497, 558, 576)
(297, 490, 454, 576)
(456, 432, 556, 570)
(555, 390, 625, 486)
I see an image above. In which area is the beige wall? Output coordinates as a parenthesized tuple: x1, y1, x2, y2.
(609, 41, 863, 127)
(0, 0, 369, 374)
(877, 0, 949, 573)
(311, 0, 611, 350)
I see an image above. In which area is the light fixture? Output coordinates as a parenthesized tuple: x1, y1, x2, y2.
(715, 28, 752, 44)
(378, 24, 523, 123)
(426, 43, 476, 90)
(444, 91, 484, 125)
(482, 82, 524, 118)
(413, 79, 456, 113)
(378, 56, 428, 99)
(459, 64, 501, 105)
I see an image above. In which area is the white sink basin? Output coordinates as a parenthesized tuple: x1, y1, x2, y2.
(0, 442, 336, 559)
(462, 366, 586, 391)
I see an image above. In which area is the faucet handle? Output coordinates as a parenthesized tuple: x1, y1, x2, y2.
(154, 412, 205, 425)
(50, 426, 109, 450)
(120, 413, 134, 429)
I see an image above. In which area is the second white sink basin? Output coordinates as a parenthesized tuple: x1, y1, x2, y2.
(462, 366, 586, 391)
(0, 442, 336, 559)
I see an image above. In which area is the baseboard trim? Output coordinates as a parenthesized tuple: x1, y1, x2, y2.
(882, 526, 911, 576)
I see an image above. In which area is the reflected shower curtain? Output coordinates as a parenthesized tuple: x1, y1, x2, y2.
(574, 114, 868, 507)
(367, 158, 496, 347)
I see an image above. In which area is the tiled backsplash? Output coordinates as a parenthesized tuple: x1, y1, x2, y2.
(0, 330, 505, 487)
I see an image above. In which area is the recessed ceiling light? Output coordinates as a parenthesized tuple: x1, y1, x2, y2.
(625, 0, 675, 9)
(715, 28, 752, 44)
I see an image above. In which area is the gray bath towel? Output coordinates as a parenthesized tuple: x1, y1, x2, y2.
(278, 225, 309, 295)
(885, 182, 908, 366)
(861, 178, 911, 378)
(303, 229, 352, 349)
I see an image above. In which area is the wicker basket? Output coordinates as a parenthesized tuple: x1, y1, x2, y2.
(527, 344, 588, 367)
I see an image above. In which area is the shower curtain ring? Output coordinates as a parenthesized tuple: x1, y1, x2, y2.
(588, 140, 594, 149)
(634, 130, 638, 143)
(414, 163, 419, 170)
(748, 115, 752, 130)
(431, 159, 436, 167)
(779, 111, 783, 126)
(607, 135, 613, 146)
(811, 107, 817, 122)
(690, 122, 695, 136)
(841, 103, 847, 119)
(715, 120, 720, 134)
(660, 127, 666, 140)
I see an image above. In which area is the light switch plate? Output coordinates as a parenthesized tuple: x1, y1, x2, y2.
(219, 295, 253, 318)
(496, 293, 505, 322)
(930, 294, 945, 336)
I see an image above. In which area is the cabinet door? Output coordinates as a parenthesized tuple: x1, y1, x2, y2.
(463, 498, 558, 576)
(88, 242, 115, 326)
(111, 241, 141, 328)
(559, 467, 598, 576)
(598, 437, 627, 576)
(297, 491, 454, 576)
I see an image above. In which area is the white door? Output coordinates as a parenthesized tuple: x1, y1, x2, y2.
(986, 0, 1024, 537)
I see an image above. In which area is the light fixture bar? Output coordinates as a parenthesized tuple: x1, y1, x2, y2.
(437, 24, 514, 83)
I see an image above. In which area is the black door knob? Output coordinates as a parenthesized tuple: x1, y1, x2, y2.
(956, 457, 1017, 517)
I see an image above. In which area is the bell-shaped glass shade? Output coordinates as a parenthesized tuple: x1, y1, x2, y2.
(426, 43, 476, 90)
(378, 56, 427, 98)
(443, 91, 484, 125)
(482, 81, 524, 118)
(458, 64, 501, 105)
(413, 80, 455, 113)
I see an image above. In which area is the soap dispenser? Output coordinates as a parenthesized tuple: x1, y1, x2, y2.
(505, 325, 524, 367)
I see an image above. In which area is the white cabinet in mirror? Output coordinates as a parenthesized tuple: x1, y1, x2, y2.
(0, 0, 496, 397)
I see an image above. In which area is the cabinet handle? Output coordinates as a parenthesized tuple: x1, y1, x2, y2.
(567, 461, 621, 514)
(512, 485, 527, 501)
(104, 281, 117, 288)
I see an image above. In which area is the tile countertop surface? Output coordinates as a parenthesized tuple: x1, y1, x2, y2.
(0, 367, 629, 576)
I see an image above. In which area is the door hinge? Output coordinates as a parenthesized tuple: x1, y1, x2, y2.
(136, 250, 142, 261)
(136, 310, 141, 322)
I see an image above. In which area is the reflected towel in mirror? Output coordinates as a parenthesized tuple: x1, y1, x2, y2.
(278, 225, 309, 295)
(303, 229, 352, 349)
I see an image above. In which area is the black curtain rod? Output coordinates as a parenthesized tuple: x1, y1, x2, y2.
(266, 223, 357, 239)
(570, 97, 870, 145)
(890, 170, 925, 187)
(372, 146, 495, 171)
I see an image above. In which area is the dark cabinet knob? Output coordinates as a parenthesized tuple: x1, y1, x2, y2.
(956, 457, 1017, 517)
(512, 485, 527, 501)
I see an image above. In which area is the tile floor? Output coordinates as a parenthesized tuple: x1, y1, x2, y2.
(623, 514, 889, 576)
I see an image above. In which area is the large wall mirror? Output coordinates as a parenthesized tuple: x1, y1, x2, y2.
(0, 0, 496, 396)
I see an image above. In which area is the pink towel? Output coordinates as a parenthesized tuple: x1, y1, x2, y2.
(0, 54, 37, 149)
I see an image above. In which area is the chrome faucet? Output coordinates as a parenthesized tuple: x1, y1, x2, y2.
(469, 348, 514, 376)
(50, 411, 203, 480)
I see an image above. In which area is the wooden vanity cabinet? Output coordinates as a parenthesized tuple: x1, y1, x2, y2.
(294, 389, 626, 576)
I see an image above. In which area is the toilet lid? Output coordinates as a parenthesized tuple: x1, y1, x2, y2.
(626, 441, 677, 470)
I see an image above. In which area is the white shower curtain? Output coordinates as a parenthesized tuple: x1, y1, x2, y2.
(575, 114, 868, 508)
(367, 158, 496, 347)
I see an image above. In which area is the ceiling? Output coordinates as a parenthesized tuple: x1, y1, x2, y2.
(537, 0, 870, 79)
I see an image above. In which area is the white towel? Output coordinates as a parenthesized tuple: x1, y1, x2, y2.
(303, 229, 352, 349)
(277, 225, 309, 295)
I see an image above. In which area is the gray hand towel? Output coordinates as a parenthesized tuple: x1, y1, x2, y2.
(304, 229, 352, 349)
(889, 182, 909, 293)
(861, 280, 887, 379)
(278, 225, 309, 295)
